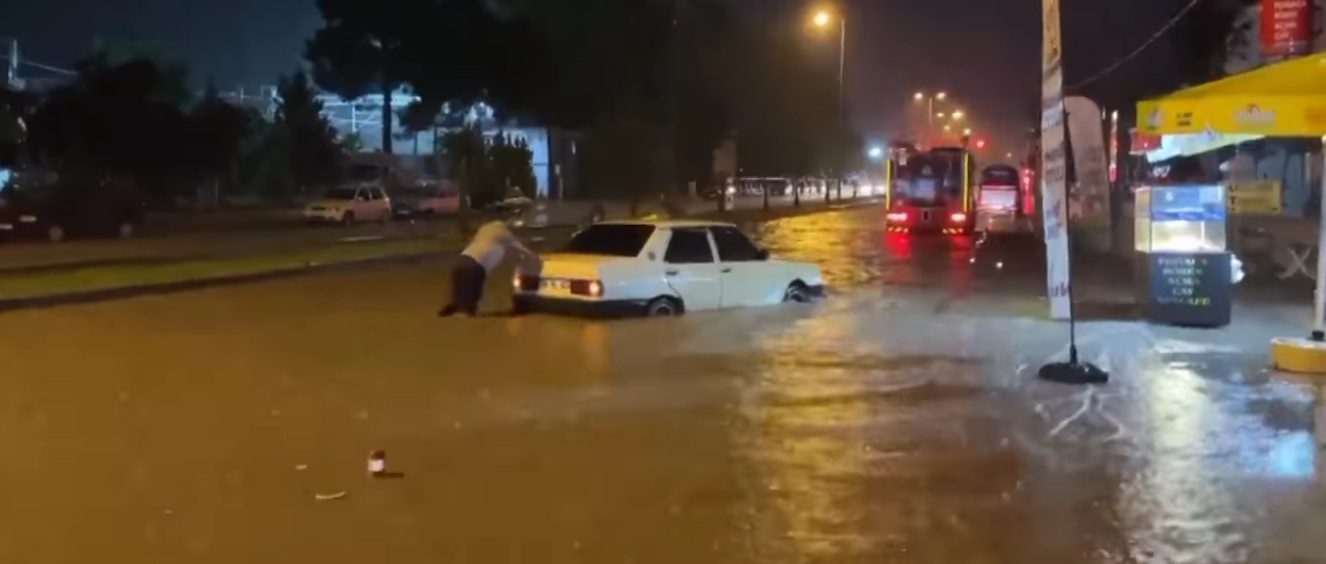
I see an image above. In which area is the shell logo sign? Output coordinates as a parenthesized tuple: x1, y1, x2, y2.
(1233, 104, 1278, 127)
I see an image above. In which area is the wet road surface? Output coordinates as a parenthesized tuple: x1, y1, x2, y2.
(0, 204, 1323, 563)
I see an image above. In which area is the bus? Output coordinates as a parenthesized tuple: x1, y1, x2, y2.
(974, 164, 1035, 236)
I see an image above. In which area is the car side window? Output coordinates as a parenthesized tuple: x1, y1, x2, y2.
(711, 226, 764, 262)
(354, 189, 369, 201)
(664, 229, 715, 264)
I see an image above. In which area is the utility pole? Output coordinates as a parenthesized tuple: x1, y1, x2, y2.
(6, 38, 18, 87)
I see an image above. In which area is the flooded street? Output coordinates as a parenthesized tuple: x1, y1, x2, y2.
(0, 205, 1323, 563)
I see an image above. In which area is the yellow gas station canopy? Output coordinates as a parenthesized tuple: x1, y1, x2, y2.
(1137, 54, 1326, 137)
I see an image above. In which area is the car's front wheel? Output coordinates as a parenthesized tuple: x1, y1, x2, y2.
(644, 296, 682, 317)
(783, 283, 811, 304)
(340, 211, 355, 226)
(46, 224, 65, 243)
(117, 221, 135, 239)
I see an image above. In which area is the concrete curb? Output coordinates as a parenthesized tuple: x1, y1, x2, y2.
(0, 251, 445, 314)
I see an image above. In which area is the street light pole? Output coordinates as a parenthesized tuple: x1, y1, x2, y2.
(837, 18, 846, 127)
(814, 8, 847, 203)
(836, 17, 846, 202)
(926, 97, 934, 148)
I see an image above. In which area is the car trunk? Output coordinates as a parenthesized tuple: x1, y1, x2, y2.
(535, 253, 621, 280)
(524, 253, 632, 299)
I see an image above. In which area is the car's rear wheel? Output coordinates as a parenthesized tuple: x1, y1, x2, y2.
(645, 296, 682, 317)
(783, 282, 811, 304)
(46, 225, 65, 243)
(117, 221, 135, 239)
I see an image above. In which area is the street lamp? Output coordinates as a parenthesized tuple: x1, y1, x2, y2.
(962, 127, 973, 136)
(868, 145, 884, 160)
(951, 110, 965, 120)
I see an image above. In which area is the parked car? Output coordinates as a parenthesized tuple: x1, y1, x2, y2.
(513, 220, 824, 317)
(391, 181, 461, 218)
(303, 186, 392, 225)
(0, 176, 143, 243)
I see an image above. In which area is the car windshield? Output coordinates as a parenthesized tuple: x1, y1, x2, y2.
(981, 166, 1019, 185)
(894, 153, 964, 205)
(322, 188, 358, 200)
(563, 224, 655, 257)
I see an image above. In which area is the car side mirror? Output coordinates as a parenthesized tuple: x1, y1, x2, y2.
(756, 249, 770, 261)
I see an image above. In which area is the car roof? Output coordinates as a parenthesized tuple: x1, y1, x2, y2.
(595, 219, 737, 229)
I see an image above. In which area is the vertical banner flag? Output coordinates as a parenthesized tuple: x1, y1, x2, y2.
(1109, 111, 1120, 183)
(1065, 96, 1113, 253)
(1041, 0, 1071, 319)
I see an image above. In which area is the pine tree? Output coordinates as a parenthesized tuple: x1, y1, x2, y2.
(275, 71, 343, 195)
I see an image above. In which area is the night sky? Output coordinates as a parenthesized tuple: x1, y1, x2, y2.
(2, 0, 1189, 154)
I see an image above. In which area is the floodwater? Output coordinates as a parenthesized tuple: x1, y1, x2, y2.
(0, 205, 1323, 563)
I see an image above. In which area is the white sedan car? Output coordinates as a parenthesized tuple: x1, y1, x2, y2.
(513, 220, 824, 316)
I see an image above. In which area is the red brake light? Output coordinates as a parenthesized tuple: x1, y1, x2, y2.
(517, 275, 540, 291)
(570, 279, 604, 298)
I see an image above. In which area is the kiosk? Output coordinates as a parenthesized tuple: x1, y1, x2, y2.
(1134, 183, 1232, 327)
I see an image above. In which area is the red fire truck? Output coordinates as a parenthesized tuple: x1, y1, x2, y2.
(884, 146, 976, 235)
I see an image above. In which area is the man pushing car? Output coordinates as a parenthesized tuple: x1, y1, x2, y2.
(439, 220, 537, 318)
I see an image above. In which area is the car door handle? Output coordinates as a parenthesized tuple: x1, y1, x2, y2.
(720, 267, 733, 274)
(665, 269, 679, 277)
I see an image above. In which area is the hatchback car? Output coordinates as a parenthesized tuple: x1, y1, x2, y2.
(303, 186, 392, 225)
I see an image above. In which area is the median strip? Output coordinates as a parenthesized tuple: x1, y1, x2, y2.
(0, 237, 451, 313)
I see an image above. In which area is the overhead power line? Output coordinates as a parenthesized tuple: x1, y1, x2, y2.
(0, 55, 76, 76)
(1067, 0, 1206, 91)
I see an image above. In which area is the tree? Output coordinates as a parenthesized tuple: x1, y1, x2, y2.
(26, 57, 197, 202)
(189, 83, 254, 200)
(0, 88, 36, 167)
(306, 0, 435, 154)
(274, 71, 343, 197)
(486, 133, 536, 199)
(1172, 0, 1258, 85)
(732, 24, 844, 180)
(584, 116, 670, 212)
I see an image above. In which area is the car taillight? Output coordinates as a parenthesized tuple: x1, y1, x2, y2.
(516, 274, 540, 291)
(886, 211, 908, 223)
(571, 279, 604, 298)
(950, 212, 968, 223)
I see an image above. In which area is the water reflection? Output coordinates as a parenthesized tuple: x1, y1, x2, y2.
(752, 209, 976, 292)
(738, 312, 873, 561)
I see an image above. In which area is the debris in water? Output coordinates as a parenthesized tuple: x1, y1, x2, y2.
(315, 491, 348, 501)
(368, 450, 387, 476)
(295, 464, 309, 472)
